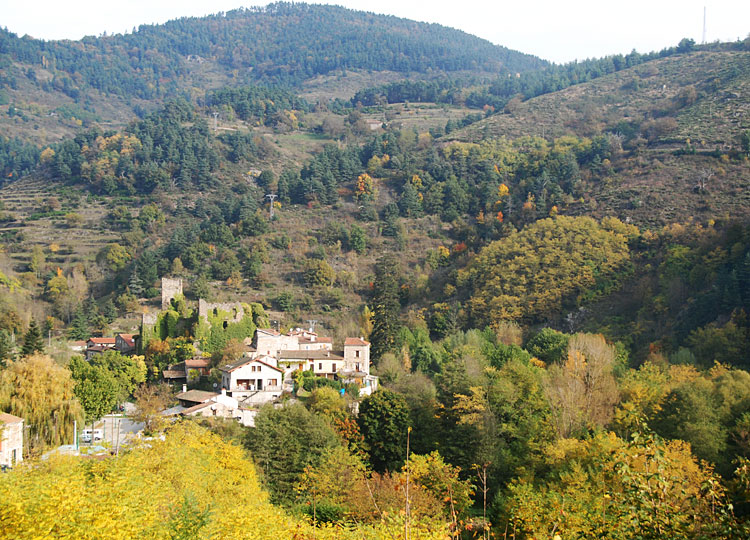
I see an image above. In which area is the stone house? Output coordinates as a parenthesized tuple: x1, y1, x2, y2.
(0, 412, 23, 468)
(251, 329, 378, 396)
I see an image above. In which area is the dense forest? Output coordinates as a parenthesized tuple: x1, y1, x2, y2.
(1, 4, 750, 539)
(0, 2, 544, 99)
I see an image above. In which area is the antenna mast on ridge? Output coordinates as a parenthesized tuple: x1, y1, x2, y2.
(702, 6, 707, 44)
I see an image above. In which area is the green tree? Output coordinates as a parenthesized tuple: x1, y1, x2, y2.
(0, 329, 14, 366)
(349, 224, 367, 254)
(358, 389, 410, 472)
(399, 181, 422, 217)
(69, 356, 119, 422)
(20, 319, 44, 357)
(97, 243, 131, 272)
(29, 246, 46, 277)
(302, 259, 335, 288)
(67, 306, 89, 340)
(370, 254, 401, 361)
(525, 327, 570, 364)
(191, 274, 210, 300)
(245, 403, 340, 504)
(91, 350, 147, 402)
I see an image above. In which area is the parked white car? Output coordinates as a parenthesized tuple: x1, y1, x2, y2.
(80, 429, 104, 443)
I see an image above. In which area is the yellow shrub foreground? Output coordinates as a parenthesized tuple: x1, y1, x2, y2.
(0, 422, 448, 540)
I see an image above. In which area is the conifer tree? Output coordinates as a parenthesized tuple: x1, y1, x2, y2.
(20, 319, 44, 357)
(68, 306, 90, 340)
(128, 270, 144, 297)
(370, 254, 401, 361)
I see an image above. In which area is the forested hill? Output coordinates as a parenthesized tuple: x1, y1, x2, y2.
(0, 2, 545, 99)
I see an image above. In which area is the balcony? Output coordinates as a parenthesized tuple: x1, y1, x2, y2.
(231, 385, 282, 393)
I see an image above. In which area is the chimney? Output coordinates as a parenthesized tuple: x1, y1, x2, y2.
(182, 384, 187, 393)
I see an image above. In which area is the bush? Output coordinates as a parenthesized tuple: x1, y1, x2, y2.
(302, 259, 335, 287)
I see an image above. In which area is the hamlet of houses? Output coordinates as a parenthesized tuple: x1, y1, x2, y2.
(164, 327, 377, 426)
(69, 278, 377, 428)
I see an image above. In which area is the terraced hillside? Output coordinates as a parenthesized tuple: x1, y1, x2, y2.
(0, 176, 119, 274)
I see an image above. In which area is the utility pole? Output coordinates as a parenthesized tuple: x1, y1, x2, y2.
(306, 319, 318, 333)
(265, 193, 277, 219)
(212, 112, 219, 132)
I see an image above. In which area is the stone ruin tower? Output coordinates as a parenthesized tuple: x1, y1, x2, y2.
(161, 277, 183, 310)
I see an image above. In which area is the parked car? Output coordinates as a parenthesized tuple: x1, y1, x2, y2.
(81, 429, 104, 443)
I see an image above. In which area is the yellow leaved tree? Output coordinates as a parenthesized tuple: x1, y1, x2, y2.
(0, 422, 449, 540)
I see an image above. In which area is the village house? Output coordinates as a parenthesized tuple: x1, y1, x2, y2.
(220, 355, 284, 404)
(250, 328, 378, 397)
(85, 337, 116, 360)
(0, 412, 24, 468)
(115, 333, 136, 355)
(162, 385, 257, 426)
(162, 385, 256, 427)
(162, 357, 212, 384)
(84, 333, 137, 360)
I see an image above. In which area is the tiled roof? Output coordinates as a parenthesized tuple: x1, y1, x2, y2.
(221, 356, 283, 373)
(299, 336, 333, 344)
(181, 402, 213, 415)
(185, 357, 211, 368)
(278, 350, 343, 361)
(117, 334, 135, 346)
(88, 337, 116, 345)
(163, 369, 186, 379)
(257, 328, 280, 336)
(176, 390, 218, 404)
(345, 337, 370, 346)
(0, 412, 23, 424)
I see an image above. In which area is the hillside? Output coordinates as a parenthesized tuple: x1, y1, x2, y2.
(448, 50, 750, 226)
(0, 3, 544, 98)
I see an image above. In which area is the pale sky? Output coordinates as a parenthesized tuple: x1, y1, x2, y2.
(2, 1, 749, 64)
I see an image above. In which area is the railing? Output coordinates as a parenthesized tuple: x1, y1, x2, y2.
(231, 385, 282, 392)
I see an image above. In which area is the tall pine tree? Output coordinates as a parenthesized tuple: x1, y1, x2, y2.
(370, 254, 401, 361)
(21, 318, 44, 357)
(68, 306, 90, 340)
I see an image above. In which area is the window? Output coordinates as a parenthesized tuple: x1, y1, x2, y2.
(318, 363, 322, 371)
(332, 363, 337, 372)
(355, 350, 360, 358)
(269, 379, 277, 386)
